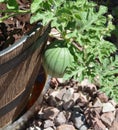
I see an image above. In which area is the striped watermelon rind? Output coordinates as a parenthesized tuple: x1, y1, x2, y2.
(42, 40, 73, 78)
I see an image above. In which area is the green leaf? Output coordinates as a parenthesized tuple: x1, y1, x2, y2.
(30, 0, 118, 102)
(98, 5, 108, 15)
(0, 0, 6, 2)
(31, 0, 43, 13)
(30, 11, 54, 25)
(7, 0, 18, 10)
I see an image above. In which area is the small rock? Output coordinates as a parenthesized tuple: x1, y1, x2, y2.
(63, 100, 74, 110)
(37, 120, 42, 127)
(81, 79, 90, 86)
(68, 121, 74, 126)
(53, 126, 56, 130)
(55, 88, 67, 101)
(77, 92, 88, 107)
(108, 109, 118, 130)
(73, 93, 80, 103)
(109, 121, 118, 130)
(93, 118, 106, 130)
(44, 127, 54, 130)
(42, 107, 60, 120)
(50, 91, 59, 98)
(64, 111, 72, 121)
(94, 107, 102, 114)
(71, 108, 87, 126)
(73, 113, 88, 130)
(71, 107, 81, 119)
(34, 126, 41, 130)
(62, 88, 74, 102)
(109, 100, 117, 107)
(97, 92, 109, 103)
(115, 109, 118, 121)
(81, 79, 97, 94)
(47, 96, 57, 106)
(69, 79, 78, 87)
(86, 83, 97, 94)
(73, 83, 79, 92)
(55, 111, 66, 126)
(26, 127, 35, 130)
(50, 78, 59, 88)
(32, 120, 41, 127)
(101, 112, 115, 127)
(57, 78, 64, 84)
(88, 101, 93, 107)
(72, 105, 83, 113)
(84, 108, 101, 126)
(79, 125, 88, 130)
(43, 120, 54, 128)
(102, 102, 115, 113)
(93, 97, 103, 108)
(38, 107, 44, 118)
(50, 90, 59, 98)
(56, 124, 76, 130)
(56, 101, 63, 110)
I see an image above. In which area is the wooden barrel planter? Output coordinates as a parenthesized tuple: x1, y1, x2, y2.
(1, 67, 50, 130)
(0, 23, 50, 128)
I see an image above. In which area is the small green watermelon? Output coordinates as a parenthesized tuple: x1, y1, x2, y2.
(42, 40, 73, 78)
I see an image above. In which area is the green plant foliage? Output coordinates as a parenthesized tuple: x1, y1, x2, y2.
(90, 55, 118, 100)
(0, 0, 118, 102)
(31, 0, 118, 102)
(7, 0, 18, 10)
(0, 0, 30, 22)
(0, 0, 5, 2)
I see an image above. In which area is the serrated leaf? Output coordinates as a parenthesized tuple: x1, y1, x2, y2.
(98, 5, 108, 15)
(30, 11, 54, 25)
(31, 0, 43, 13)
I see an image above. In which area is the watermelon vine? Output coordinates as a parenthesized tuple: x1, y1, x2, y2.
(31, 0, 118, 102)
(0, 0, 118, 102)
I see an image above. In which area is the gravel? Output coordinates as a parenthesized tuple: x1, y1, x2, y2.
(19, 78, 118, 130)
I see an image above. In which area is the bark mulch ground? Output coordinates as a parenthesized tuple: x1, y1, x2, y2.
(0, 0, 35, 51)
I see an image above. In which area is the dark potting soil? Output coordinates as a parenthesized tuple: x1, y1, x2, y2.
(0, 0, 35, 51)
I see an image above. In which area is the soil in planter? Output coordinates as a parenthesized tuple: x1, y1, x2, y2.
(0, 0, 36, 51)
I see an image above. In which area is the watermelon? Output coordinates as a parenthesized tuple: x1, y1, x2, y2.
(42, 40, 73, 78)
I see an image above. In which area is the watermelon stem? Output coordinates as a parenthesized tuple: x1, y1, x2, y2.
(71, 42, 83, 52)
